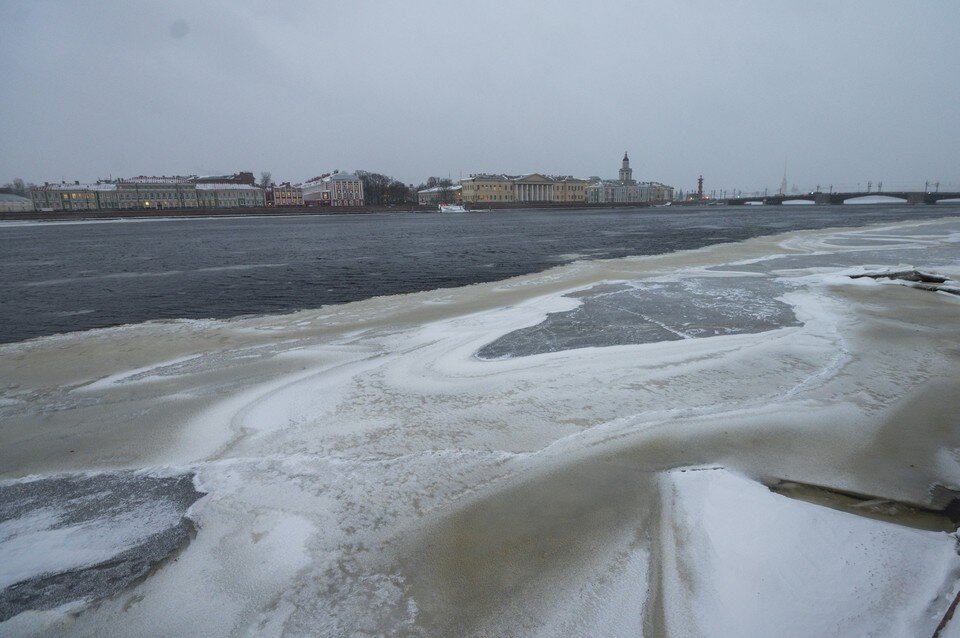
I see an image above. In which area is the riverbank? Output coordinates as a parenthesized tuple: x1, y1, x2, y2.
(0, 200, 657, 223)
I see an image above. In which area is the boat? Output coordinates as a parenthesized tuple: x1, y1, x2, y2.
(439, 204, 466, 213)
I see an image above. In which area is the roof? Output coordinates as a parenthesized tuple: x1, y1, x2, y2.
(119, 176, 194, 184)
(195, 183, 262, 191)
(417, 185, 462, 194)
(33, 183, 117, 192)
(463, 174, 513, 181)
(0, 193, 31, 203)
(325, 172, 360, 182)
(464, 173, 588, 183)
(301, 171, 361, 186)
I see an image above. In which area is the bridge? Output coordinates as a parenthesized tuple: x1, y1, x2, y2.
(726, 192, 960, 206)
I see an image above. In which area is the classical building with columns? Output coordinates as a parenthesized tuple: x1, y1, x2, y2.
(460, 173, 588, 204)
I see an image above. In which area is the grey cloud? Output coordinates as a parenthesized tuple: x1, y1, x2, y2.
(1, 0, 957, 193)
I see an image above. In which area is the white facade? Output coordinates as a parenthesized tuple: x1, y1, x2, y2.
(301, 171, 364, 207)
(195, 183, 265, 208)
(417, 185, 461, 205)
(269, 183, 304, 207)
(116, 177, 197, 210)
(30, 182, 118, 211)
(0, 193, 34, 212)
(586, 153, 674, 204)
(30, 177, 266, 211)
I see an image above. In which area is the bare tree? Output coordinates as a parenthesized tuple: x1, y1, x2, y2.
(258, 172, 273, 189)
(357, 170, 411, 206)
(1, 178, 27, 196)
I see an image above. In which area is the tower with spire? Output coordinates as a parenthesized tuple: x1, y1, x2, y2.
(779, 164, 788, 196)
(619, 152, 635, 185)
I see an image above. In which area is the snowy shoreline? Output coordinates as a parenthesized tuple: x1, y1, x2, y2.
(2, 217, 960, 635)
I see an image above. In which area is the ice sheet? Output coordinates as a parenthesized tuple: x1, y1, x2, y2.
(2, 217, 960, 635)
(477, 276, 800, 359)
(658, 468, 960, 637)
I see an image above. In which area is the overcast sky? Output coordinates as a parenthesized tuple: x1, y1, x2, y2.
(1, 0, 957, 193)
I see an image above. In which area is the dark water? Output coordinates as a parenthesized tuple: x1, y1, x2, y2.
(2, 205, 958, 344)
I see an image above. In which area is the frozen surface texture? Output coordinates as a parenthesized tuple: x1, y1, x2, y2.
(0, 472, 202, 621)
(658, 469, 960, 637)
(477, 277, 799, 359)
(2, 218, 960, 635)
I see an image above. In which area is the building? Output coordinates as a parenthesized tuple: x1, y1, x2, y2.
(552, 176, 590, 202)
(115, 176, 198, 210)
(513, 174, 556, 203)
(586, 152, 641, 203)
(0, 193, 34, 212)
(417, 184, 462, 205)
(301, 171, 364, 207)
(514, 174, 588, 203)
(29, 174, 267, 211)
(268, 182, 304, 207)
(586, 153, 674, 204)
(460, 173, 589, 204)
(194, 172, 256, 186)
(195, 183, 265, 208)
(460, 174, 513, 204)
(640, 182, 674, 202)
(30, 181, 118, 211)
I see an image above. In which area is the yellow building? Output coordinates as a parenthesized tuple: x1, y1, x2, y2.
(512, 174, 554, 203)
(461, 173, 589, 204)
(460, 174, 514, 203)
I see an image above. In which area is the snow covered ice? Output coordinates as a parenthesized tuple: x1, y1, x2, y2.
(0, 472, 202, 622)
(476, 277, 800, 359)
(2, 217, 960, 636)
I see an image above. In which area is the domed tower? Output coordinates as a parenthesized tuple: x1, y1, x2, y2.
(619, 152, 635, 184)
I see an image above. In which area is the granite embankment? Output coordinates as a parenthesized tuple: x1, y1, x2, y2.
(0, 201, 655, 222)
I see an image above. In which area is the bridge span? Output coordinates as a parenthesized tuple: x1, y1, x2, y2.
(727, 192, 960, 206)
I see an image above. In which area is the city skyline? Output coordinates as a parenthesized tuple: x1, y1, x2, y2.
(1, 1, 958, 193)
